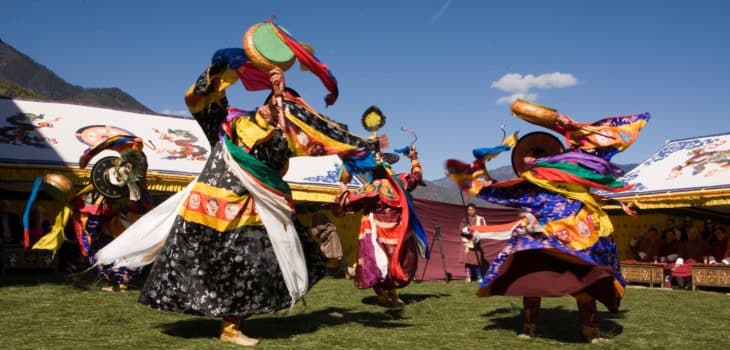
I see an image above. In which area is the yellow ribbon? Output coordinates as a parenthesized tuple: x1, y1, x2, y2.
(32, 205, 72, 255)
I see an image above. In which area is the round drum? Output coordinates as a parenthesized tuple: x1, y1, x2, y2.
(243, 22, 296, 72)
(511, 132, 565, 175)
(42, 173, 74, 202)
(381, 152, 400, 165)
(91, 156, 129, 199)
(511, 99, 559, 128)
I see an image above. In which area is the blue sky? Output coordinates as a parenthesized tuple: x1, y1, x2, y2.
(2, 0, 729, 179)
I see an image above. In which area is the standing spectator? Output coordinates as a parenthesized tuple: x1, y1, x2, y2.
(0, 200, 22, 246)
(679, 216, 694, 241)
(665, 218, 677, 233)
(701, 219, 716, 242)
(27, 206, 51, 247)
(308, 213, 344, 276)
(723, 227, 730, 264)
(459, 203, 486, 282)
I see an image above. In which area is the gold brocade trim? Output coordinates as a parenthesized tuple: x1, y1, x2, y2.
(289, 183, 342, 202)
(605, 188, 730, 209)
(0, 164, 195, 193)
(2, 165, 355, 202)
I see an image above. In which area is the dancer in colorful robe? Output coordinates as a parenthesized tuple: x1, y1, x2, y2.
(335, 122, 429, 307)
(95, 21, 369, 347)
(446, 99, 649, 342)
(25, 136, 152, 291)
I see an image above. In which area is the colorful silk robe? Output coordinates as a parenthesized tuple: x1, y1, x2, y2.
(343, 160, 425, 290)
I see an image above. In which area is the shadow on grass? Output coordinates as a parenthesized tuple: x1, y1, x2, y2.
(158, 307, 412, 340)
(360, 292, 449, 307)
(482, 306, 627, 343)
(1, 266, 149, 291)
(0, 271, 70, 287)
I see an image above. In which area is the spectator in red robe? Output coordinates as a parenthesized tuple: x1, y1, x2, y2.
(706, 226, 727, 263)
(672, 227, 705, 289)
(636, 227, 661, 262)
(659, 229, 680, 263)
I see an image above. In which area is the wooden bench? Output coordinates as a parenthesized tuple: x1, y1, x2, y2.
(691, 264, 730, 291)
(1, 245, 57, 275)
(621, 261, 666, 288)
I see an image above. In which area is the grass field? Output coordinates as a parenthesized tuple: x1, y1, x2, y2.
(1, 273, 729, 349)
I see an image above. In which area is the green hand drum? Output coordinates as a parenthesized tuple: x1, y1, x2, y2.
(243, 22, 296, 72)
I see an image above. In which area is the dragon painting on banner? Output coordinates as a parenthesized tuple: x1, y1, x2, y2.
(152, 128, 208, 161)
(667, 138, 729, 179)
(606, 132, 730, 196)
(0, 112, 61, 147)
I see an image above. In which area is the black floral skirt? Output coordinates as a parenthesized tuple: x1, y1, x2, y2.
(139, 218, 325, 317)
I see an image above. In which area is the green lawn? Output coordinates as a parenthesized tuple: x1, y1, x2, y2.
(1, 273, 729, 350)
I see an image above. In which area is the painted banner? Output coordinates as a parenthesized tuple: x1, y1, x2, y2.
(0, 98, 209, 175)
(606, 132, 730, 196)
(0, 98, 363, 186)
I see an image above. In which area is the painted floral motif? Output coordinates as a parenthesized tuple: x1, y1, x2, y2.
(645, 138, 719, 166)
(478, 181, 582, 225)
(152, 128, 208, 161)
(303, 163, 363, 186)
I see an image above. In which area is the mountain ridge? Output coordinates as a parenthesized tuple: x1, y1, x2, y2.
(0, 39, 152, 113)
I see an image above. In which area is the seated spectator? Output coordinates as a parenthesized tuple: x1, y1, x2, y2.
(636, 227, 661, 262)
(678, 227, 705, 262)
(629, 231, 644, 258)
(659, 229, 680, 262)
(0, 199, 22, 246)
(705, 226, 727, 264)
(672, 227, 704, 289)
(27, 206, 51, 247)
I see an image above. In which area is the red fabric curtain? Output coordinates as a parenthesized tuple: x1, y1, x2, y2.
(413, 198, 519, 281)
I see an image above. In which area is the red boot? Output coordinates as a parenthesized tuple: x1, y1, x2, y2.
(519, 297, 541, 339)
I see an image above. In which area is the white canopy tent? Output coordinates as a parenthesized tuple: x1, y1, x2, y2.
(0, 98, 360, 201)
(603, 132, 730, 215)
